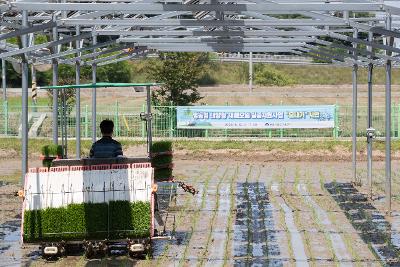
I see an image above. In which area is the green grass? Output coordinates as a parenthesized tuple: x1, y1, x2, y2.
(3, 63, 400, 96)
(0, 138, 145, 158)
(201, 62, 400, 85)
(1, 138, 400, 159)
(126, 60, 400, 85)
(0, 96, 50, 107)
(0, 172, 21, 184)
(272, 64, 400, 85)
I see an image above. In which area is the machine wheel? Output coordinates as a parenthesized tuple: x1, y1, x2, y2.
(41, 243, 62, 261)
(84, 243, 94, 259)
(58, 244, 66, 258)
(145, 246, 153, 259)
(128, 251, 146, 259)
(97, 242, 108, 258)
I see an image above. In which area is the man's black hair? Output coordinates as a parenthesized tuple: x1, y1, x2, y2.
(100, 119, 114, 135)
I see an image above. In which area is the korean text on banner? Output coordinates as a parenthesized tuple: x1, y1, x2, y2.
(176, 105, 335, 129)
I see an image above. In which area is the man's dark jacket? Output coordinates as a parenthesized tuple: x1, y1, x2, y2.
(89, 136, 123, 158)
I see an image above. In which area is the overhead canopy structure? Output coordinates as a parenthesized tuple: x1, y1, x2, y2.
(0, 0, 399, 213)
(0, 0, 399, 65)
(38, 82, 161, 90)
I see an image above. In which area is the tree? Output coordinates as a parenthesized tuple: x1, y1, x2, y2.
(254, 64, 295, 86)
(45, 61, 132, 114)
(147, 52, 209, 106)
(46, 64, 81, 116)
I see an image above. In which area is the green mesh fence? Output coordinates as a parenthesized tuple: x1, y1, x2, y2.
(0, 102, 399, 138)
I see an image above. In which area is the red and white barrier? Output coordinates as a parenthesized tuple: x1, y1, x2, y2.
(24, 163, 154, 211)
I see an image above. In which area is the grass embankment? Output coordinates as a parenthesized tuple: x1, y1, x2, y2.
(2, 63, 400, 110)
(0, 96, 50, 106)
(130, 60, 400, 85)
(1, 63, 398, 117)
(0, 138, 145, 158)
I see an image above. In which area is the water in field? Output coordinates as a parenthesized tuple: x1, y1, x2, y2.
(0, 220, 22, 267)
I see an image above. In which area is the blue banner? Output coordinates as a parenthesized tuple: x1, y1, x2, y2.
(176, 105, 335, 129)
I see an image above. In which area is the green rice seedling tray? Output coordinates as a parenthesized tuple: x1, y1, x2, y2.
(23, 201, 151, 243)
(151, 141, 174, 181)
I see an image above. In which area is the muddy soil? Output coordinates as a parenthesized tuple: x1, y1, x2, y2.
(1, 158, 400, 266)
(174, 148, 400, 162)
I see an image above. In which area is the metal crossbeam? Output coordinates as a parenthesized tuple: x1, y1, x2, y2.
(9, 3, 382, 12)
(0, 21, 56, 41)
(0, 32, 91, 59)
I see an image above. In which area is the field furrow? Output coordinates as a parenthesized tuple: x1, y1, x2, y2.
(6, 160, 400, 266)
(271, 182, 309, 267)
(181, 166, 228, 266)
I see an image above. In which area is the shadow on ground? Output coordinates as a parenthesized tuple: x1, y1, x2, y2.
(325, 182, 400, 266)
(85, 256, 137, 267)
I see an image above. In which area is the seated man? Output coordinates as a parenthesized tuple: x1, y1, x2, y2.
(89, 119, 123, 158)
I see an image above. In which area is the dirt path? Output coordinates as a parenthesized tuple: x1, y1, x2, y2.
(0, 159, 41, 177)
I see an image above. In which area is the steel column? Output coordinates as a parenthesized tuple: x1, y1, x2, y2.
(52, 16, 59, 145)
(146, 85, 152, 157)
(75, 26, 81, 158)
(2, 59, 7, 136)
(92, 33, 97, 143)
(31, 65, 37, 105)
(61, 88, 67, 158)
(30, 34, 37, 111)
(249, 52, 253, 92)
(352, 64, 358, 184)
(21, 10, 28, 184)
(367, 65, 373, 198)
(2, 59, 6, 101)
(366, 27, 374, 199)
(385, 14, 392, 214)
(352, 29, 359, 185)
(367, 63, 373, 198)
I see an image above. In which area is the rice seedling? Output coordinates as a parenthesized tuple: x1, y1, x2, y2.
(178, 166, 214, 267)
(222, 165, 238, 267)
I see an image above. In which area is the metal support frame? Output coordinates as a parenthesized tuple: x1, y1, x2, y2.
(21, 10, 28, 184)
(0, 21, 56, 42)
(2, 58, 7, 135)
(52, 16, 59, 145)
(9, 2, 383, 12)
(352, 28, 359, 186)
(249, 52, 253, 92)
(31, 65, 36, 104)
(75, 26, 81, 158)
(385, 14, 392, 214)
(367, 28, 374, 198)
(5, 1, 400, 194)
(146, 85, 152, 157)
(61, 88, 67, 158)
(0, 32, 92, 59)
(31, 32, 37, 111)
(2, 59, 6, 101)
(352, 67, 358, 183)
(91, 33, 97, 143)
